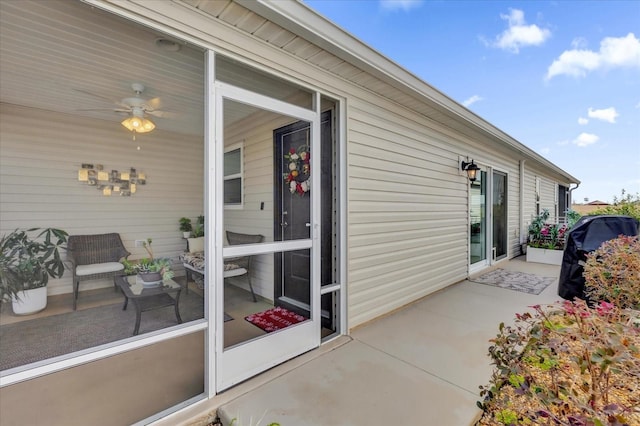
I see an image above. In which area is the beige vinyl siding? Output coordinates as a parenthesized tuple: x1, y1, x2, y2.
(507, 169, 521, 256)
(345, 93, 533, 324)
(539, 177, 558, 222)
(0, 103, 204, 295)
(347, 101, 468, 326)
(523, 170, 538, 229)
(522, 166, 566, 231)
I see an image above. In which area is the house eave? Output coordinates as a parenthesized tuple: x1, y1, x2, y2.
(239, 0, 580, 185)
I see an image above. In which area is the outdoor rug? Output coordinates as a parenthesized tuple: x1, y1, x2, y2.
(245, 306, 306, 333)
(0, 292, 205, 371)
(469, 268, 555, 295)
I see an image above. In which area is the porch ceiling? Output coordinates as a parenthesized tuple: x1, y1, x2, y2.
(0, 0, 207, 136)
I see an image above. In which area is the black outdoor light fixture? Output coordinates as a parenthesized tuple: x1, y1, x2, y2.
(461, 159, 480, 182)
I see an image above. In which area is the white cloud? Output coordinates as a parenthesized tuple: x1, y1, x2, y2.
(572, 132, 599, 147)
(540, 147, 551, 155)
(578, 117, 589, 125)
(491, 9, 551, 53)
(571, 37, 588, 49)
(546, 33, 640, 80)
(462, 95, 483, 107)
(588, 107, 619, 123)
(380, 0, 422, 12)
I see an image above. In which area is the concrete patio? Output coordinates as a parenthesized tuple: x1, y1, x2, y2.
(156, 256, 562, 426)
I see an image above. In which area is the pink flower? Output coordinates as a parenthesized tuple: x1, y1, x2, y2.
(596, 301, 615, 316)
(562, 300, 576, 315)
(541, 227, 549, 236)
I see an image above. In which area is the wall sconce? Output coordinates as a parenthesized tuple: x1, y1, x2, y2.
(461, 159, 480, 182)
(78, 163, 146, 196)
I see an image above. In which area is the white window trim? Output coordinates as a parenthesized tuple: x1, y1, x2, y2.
(224, 142, 243, 209)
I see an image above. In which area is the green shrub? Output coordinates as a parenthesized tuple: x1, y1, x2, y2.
(584, 235, 640, 310)
(565, 209, 581, 228)
(588, 190, 640, 222)
(478, 300, 640, 425)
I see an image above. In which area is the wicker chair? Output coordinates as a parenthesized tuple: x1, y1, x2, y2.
(225, 231, 264, 302)
(67, 233, 130, 310)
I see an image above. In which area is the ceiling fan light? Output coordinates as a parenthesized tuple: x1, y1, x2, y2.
(141, 119, 155, 132)
(121, 116, 155, 133)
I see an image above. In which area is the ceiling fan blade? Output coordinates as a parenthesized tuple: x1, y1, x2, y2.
(76, 108, 131, 113)
(146, 97, 163, 110)
(73, 88, 121, 105)
(147, 110, 178, 119)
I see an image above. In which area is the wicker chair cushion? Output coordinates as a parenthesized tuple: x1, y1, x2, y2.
(76, 262, 124, 276)
(180, 251, 205, 270)
(180, 251, 240, 272)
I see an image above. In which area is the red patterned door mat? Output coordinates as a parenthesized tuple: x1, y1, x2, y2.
(245, 307, 306, 332)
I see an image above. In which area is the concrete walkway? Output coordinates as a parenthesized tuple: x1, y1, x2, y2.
(159, 257, 562, 426)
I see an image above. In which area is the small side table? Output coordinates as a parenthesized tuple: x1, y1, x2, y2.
(116, 275, 183, 335)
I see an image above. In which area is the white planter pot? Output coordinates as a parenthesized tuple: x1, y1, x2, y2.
(526, 246, 564, 266)
(183, 232, 191, 239)
(12, 286, 48, 315)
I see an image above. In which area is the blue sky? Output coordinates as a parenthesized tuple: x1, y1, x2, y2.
(304, 0, 640, 204)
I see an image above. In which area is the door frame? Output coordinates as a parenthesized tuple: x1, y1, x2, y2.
(468, 163, 510, 272)
(212, 81, 322, 390)
(491, 169, 509, 262)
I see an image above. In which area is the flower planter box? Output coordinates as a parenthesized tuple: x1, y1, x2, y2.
(526, 246, 564, 265)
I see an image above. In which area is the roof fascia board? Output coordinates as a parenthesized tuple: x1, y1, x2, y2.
(238, 0, 579, 183)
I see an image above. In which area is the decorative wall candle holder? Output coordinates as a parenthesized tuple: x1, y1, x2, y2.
(78, 163, 146, 196)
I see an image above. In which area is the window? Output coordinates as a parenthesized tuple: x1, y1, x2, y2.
(224, 143, 242, 207)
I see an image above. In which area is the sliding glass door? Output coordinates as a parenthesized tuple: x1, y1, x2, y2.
(470, 170, 487, 268)
(469, 167, 509, 269)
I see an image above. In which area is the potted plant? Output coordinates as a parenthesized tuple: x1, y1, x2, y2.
(0, 228, 68, 315)
(526, 209, 567, 265)
(179, 217, 192, 239)
(191, 215, 204, 238)
(121, 238, 174, 286)
(137, 257, 174, 284)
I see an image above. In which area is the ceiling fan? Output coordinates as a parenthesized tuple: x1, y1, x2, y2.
(77, 82, 174, 136)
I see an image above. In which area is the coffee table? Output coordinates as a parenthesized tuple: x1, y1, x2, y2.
(116, 275, 183, 335)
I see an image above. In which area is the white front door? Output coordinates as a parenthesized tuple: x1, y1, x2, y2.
(213, 83, 321, 390)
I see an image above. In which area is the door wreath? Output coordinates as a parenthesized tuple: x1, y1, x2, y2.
(284, 145, 310, 196)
